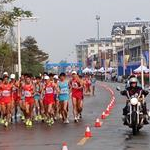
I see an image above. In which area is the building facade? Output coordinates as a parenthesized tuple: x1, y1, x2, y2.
(76, 37, 113, 69)
(111, 21, 150, 76)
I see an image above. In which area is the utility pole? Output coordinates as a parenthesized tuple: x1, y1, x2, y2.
(140, 37, 144, 89)
(96, 15, 100, 40)
(147, 27, 150, 85)
(17, 17, 38, 78)
(96, 15, 100, 68)
(122, 35, 126, 77)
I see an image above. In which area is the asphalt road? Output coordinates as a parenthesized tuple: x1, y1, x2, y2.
(0, 82, 150, 150)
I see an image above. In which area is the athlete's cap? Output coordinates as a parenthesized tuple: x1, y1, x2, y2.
(44, 75, 50, 80)
(3, 72, 8, 76)
(53, 75, 59, 80)
(72, 71, 77, 75)
(10, 74, 15, 79)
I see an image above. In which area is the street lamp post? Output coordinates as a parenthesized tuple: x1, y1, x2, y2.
(148, 28, 150, 85)
(103, 42, 107, 81)
(17, 18, 21, 78)
(96, 15, 100, 40)
(122, 35, 126, 77)
(16, 17, 38, 78)
(96, 15, 100, 69)
(140, 37, 144, 89)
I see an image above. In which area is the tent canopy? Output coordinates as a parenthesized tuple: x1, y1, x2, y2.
(98, 67, 105, 73)
(133, 65, 149, 73)
(82, 67, 92, 73)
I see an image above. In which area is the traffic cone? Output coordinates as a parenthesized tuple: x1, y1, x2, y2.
(101, 112, 106, 119)
(105, 107, 110, 116)
(62, 142, 68, 150)
(85, 126, 92, 137)
(109, 103, 113, 110)
(95, 118, 102, 127)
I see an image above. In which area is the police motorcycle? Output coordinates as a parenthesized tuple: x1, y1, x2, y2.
(116, 86, 150, 135)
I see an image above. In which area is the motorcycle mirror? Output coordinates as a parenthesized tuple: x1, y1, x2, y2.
(116, 86, 121, 91)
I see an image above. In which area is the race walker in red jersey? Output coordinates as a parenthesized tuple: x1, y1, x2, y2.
(21, 75, 35, 127)
(69, 71, 84, 123)
(0, 75, 13, 127)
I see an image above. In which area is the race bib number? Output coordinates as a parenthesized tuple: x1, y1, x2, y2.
(24, 91, 31, 97)
(72, 83, 78, 88)
(2, 90, 10, 97)
(46, 87, 53, 94)
(12, 87, 17, 92)
(60, 88, 68, 94)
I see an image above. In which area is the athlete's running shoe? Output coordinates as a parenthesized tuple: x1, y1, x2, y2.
(21, 115, 25, 121)
(38, 115, 42, 120)
(4, 121, 8, 127)
(79, 113, 82, 119)
(64, 118, 69, 124)
(1, 119, 5, 125)
(28, 120, 33, 126)
(34, 116, 38, 121)
(74, 117, 79, 123)
(50, 118, 54, 125)
(46, 119, 50, 124)
(25, 119, 30, 126)
(0, 118, 4, 124)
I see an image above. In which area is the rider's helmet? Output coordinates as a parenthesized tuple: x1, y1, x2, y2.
(129, 77, 138, 87)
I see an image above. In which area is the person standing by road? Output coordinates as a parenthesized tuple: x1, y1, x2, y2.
(91, 74, 96, 96)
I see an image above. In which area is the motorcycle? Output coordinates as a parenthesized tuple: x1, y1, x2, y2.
(116, 86, 150, 135)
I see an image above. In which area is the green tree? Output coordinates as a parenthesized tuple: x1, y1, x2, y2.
(0, 42, 16, 75)
(0, 1, 32, 37)
(0, 0, 33, 76)
(21, 36, 49, 76)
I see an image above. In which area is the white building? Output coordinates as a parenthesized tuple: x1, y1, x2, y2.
(111, 21, 150, 50)
(76, 37, 113, 68)
(76, 41, 88, 68)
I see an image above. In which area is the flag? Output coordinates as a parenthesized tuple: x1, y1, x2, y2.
(124, 55, 130, 69)
(105, 59, 110, 68)
(143, 51, 149, 67)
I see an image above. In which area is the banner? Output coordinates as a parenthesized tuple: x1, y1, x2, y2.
(143, 51, 149, 67)
(124, 55, 130, 69)
(105, 59, 110, 68)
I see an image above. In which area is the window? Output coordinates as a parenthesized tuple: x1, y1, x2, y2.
(91, 50, 95, 53)
(116, 38, 121, 42)
(126, 38, 132, 42)
(90, 44, 94, 47)
(136, 30, 141, 34)
(126, 30, 131, 34)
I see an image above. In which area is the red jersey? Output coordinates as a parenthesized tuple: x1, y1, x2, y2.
(70, 79, 83, 100)
(0, 83, 12, 104)
(43, 82, 55, 105)
(23, 84, 34, 105)
(23, 84, 34, 98)
(11, 81, 19, 100)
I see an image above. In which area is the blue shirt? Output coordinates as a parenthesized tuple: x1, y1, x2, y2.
(58, 81, 69, 101)
(91, 78, 96, 86)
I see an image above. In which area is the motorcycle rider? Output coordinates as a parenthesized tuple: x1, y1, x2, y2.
(121, 77, 149, 125)
(125, 74, 141, 89)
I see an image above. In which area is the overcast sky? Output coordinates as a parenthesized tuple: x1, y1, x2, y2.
(13, 0, 150, 63)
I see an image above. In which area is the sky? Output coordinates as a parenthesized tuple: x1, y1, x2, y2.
(11, 0, 150, 63)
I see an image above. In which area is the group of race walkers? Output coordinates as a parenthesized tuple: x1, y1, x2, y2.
(0, 71, 96, 127)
